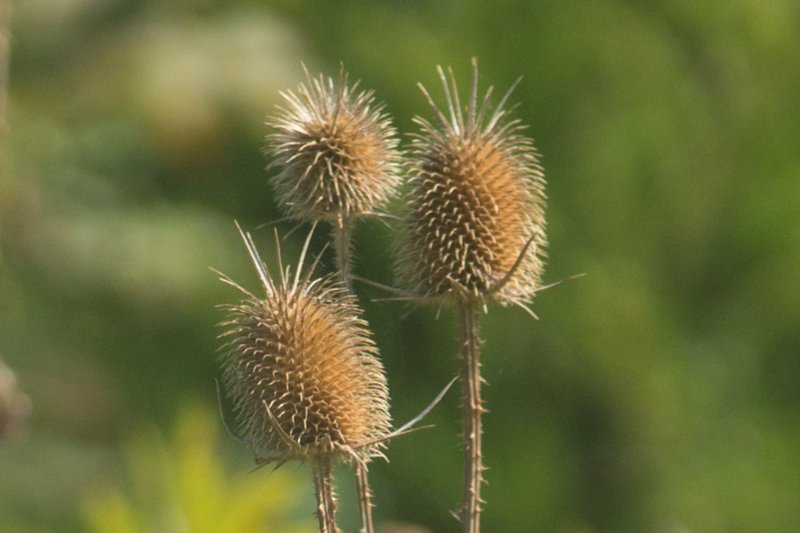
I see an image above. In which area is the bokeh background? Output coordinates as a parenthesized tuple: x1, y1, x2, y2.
(2, 0, 799, 531)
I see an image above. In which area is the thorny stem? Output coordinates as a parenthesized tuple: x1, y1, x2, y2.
(333, 216, 354, 291)
(313, 458, 340, 533)
(459, 299, 484, 533)
(356, 462, 376, 533)
(331, 214, 375, 533)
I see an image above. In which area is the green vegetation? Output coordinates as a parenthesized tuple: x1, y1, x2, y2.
(83, 406, 314, 533)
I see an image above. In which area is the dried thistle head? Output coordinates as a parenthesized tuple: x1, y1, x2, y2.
(0, 357, 31, 441)
(395, 59, 547, 308)
(218, 227, 391, 464)
(266, 66, 401, 223)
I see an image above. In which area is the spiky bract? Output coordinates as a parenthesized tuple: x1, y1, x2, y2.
(267, 67, 401, 223)
(396, 60, 547, 307)
(219, 237, 391, 464)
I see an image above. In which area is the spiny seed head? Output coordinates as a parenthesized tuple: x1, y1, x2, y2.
(395, 59, 547, 307)
(266, 65, 401, 223)
(218, 229, 391, 464)
(0, 358, 31, 441)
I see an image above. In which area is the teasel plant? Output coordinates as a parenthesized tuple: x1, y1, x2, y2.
(265, 64, 402, 532)
(0, 356, 31, 442)
(393, 58, 548, 533)
(216, 224, 454, 533)
(265, 64, 401, 291)
(217, 223, 391, 533)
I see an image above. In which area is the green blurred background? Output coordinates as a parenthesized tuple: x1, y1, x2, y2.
(2, 0, 799, 531)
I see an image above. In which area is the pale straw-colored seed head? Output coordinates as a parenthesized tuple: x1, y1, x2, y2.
(218, 228, 391, 464)
(0, 357, 31, 441)
(266, 66, 401, 223)
(395, 59, 547, 308)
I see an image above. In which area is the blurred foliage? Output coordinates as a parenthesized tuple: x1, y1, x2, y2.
(1, 0, 799, 531)
(82, 406, 315, 533)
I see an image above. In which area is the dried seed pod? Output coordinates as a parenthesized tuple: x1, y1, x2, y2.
(266, 66, 401, 223)
(396, 59, 547, 307)
(0, 358, 31, 441)
(218, 229, 391, 464)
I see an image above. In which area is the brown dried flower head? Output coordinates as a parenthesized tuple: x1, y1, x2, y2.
(266, 66, 401, 223)
(218, 228, 391, 464)
(0, 358, 31, 441)
(396, 59, 547, 308)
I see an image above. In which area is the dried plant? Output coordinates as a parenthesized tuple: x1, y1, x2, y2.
(395, 58, 547, 533)
(266, 65, 401, 288)
(218, 225, 392, 533)
(0, 357, 31, 441)
(396, 59, 547, 310)
(266, 65, 402, 531)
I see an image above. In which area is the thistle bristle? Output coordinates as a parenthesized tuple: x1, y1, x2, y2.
(219, 242, 391, 464)
(396, 60, 547, 305)
(266, 67, 401, 223)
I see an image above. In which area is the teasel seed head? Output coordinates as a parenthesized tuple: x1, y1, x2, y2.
(0, 357, 31, 441)
(218, 226, 392, 464)
(396, 58, 547, 308)
(266, 65, 401, 223)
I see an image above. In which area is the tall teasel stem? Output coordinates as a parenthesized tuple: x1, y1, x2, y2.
(217, 224, 392, 533)
(355, 460, 376, 533)
(314, 457, 340, 533)
(266, 65, 400, 533)
(395, 58, 547, 532)
(332, 215, 376, 533)
(333, 215, 354, 292)
(459, 300, 484, 533)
